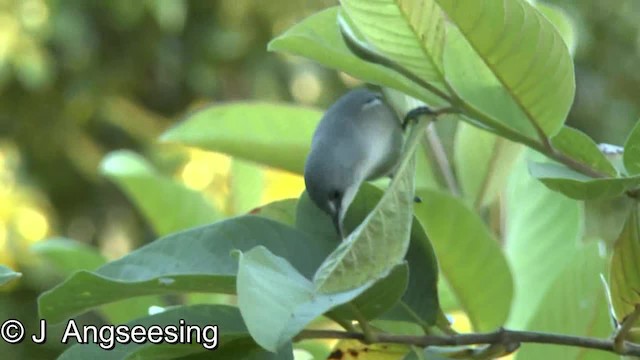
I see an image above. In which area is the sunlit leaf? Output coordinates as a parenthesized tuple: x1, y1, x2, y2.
(536, 3, 577, 56)
(161, 103, 322, 174)
(38, 216, 335, 323)
(444, 26, 537, 141)
(100, 150, 220, 236)
(339, 0, 447, 87)
(414, 189, 513, 331)
(268, 8, 444, 107)
(439, 0, 575, 137)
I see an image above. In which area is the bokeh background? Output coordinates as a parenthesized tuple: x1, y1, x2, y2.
(0, 0, 638, 358)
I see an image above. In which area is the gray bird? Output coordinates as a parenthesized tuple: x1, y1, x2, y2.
(304, 88, 404, 239)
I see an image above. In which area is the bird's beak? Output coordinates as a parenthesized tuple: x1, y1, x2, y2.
(331, 202, 345, 239)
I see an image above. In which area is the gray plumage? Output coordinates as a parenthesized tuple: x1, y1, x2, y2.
(304, 88, 403, 238)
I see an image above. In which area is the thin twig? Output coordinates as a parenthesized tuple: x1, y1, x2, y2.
(614, 304, 640, 353)
(424, 123, 460, 196)
(295, 328, 640, 357)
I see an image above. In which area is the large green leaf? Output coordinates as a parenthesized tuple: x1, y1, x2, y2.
(439, 0, 575, 137)
(38, 216, 335, 323)
(268, 8, 444, 106)
(100, 150, 220, 236)
(550, 126, 617, 176)
(58, 305, 291, 360)
(0, 265, 21, 287)
(313, 119, 424, 293)
(414, 189, 513, 331)
(344, 185, 440, 325)
(609, 205, 640, 322)
(624, 119, 640, 175)
(536, 3, 577, 56)
(237, 246, 374, 352)
(31, 238, 161, 325)
(505, 154, 582, 328)
(454, 122, 523, 207)
(161, 103, 322, 174)
(529, 162, 640, 200)
(515, 244, 615, 360)
(444, 25, 537, 141)
(296, 183, 440, 325)
(339, 0, 447, 87)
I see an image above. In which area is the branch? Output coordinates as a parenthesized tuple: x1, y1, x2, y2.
(295, 328, 640, 357)
(423, 123, 461, 196)
(614, 304, 640, 353)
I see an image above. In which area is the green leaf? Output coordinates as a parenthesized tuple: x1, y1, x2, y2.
(609, 205, 640, 322)
(339, 0, 447, 87)
(515, 244, 615, 360)
(414, 189, 513, 331)
(528, 162, 640, 200)
(454, 122, 523, 207)
(313, 119, 423, 293)
(439, 0, 575, 137)
(444, 25, 538, 141)
(161, 103, 321, 174)
(584, 196, 634, 245)
(237, 246, 371, 352)
(251, 198, 298, 226)
(551, 126, 617, 177)
(0, 265, 21, 287)
(297, 184, 440, 325)
(536, 3, 577, 56)
(505, 153, 582, 328)
(31, 237, 161, 325)
(58, 305, 275, 360)
(100, 150, 220, 236)
(229, 158, 265, 214)
(268, 8, 444, 107)
(31, 237, 106, 274)
(38, 216, 335, 323)
(624, 119, 640, 175)
(329, 264, 409, 321)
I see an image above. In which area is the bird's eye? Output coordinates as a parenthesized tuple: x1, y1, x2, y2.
(329, 190, 342, 201)
(362, 94, 382, 108)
